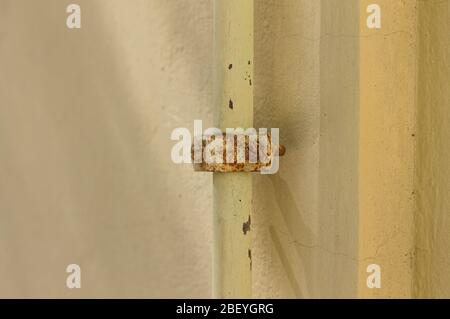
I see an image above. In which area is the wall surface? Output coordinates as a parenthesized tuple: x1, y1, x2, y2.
(0, 0, 449, 298)
(358, 0, 417, 298)
(415, 0, 450, 298)
(317, 0, 360, 298)
(0, 0, 213, 298)
(254, 0, 321, 298)
(0, 0, 326, 298)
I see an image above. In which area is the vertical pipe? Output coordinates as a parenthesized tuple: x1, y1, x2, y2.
(213, 0, 253, 298)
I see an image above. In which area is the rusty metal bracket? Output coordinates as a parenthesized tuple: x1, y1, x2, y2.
(192, 133, 286, 173)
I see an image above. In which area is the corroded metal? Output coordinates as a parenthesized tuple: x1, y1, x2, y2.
(192, 133, 285, 172)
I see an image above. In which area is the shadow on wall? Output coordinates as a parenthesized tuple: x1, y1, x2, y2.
(253, 0, 320, 298)
(253, 0, 360, 298)
(0, 0, 212, 298)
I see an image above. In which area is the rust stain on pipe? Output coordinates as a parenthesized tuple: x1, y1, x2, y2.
(243, 215, 251, 235)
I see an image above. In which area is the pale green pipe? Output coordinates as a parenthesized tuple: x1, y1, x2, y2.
(213, 0, 254, 298)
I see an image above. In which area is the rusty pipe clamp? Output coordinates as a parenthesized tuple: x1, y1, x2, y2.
(192, 133, 286, 173)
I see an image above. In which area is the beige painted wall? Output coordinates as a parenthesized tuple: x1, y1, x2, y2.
(415, 0, 450, 298)
(253, 0, 321, 298)
(0, 0, 213, 298)
(0, 0, 449, 298)
(0, 0, 325, 298)
(317, 0, 360, 298)
(358, 0, 417, 298)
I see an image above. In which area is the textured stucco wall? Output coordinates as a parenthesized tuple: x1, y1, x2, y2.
(317, 0, 360, 298)
(415, 0, 450, 298)
(0, 0, 449, 299)
(0, 0, 213, 298)
(0, 0, 325, 298)
(253, 0, 321, 298)
(358, 0, 417, 298)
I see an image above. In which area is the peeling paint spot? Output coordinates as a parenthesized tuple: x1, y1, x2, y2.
(248, 249, 252, 270)
(249, 79, 252, 86)
(228, 64, 233, 70)
(229, 99, 234, 110)
(243, 216, 251, 235)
